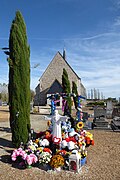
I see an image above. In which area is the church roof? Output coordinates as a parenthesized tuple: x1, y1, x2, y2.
(39, 51, 81, 81)
(58, 51, 81, 80)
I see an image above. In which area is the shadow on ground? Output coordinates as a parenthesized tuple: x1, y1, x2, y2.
(0, 154, 26, 170)
(0, 137, 13, 148)
(0, 127, 11, 133)
(0, 154, 12, 164)
(0, 109, 9, 113)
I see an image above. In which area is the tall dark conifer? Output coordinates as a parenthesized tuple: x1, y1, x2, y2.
(72, 81, 78, 109)
(8, 11, 30, 147)
(62, 68, 71, 113)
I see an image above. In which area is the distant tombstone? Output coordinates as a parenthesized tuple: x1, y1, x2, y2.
(112, 108, 120, 118)
(106, 100, 113, 110)
(106, 100, 113, 119)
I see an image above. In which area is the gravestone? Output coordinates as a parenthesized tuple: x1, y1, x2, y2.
(93, 107, 109, 129)
(94, 107, 106, 118)
(106, 100, 113, 119)
(111, 116, 120, 131)
(112, 108, 120, 118)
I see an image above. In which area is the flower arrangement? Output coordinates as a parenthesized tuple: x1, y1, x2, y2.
(49, 154, 64, 168)
(11, 148, 27, 162)
(85, 132, 94, 146)
(25, 153, 38, 166)
(10, 106, 94, 172)
(38, 151, 52, 164)
(11, 148, 38, 167)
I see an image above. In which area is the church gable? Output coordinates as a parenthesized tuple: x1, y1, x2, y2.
(34, 50, 86, 105)
(40, 51, 80, 92)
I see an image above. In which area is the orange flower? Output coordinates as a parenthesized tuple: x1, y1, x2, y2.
(43, 148, 52, 154)
(35, 139, 39, 144)
(56, 150, 67, 156)
(49, 155, 64, 168)
(91, 140, 94, 145)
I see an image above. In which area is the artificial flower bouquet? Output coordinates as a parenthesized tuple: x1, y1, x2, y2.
(11, 148, 27, 165)
(10, 109, 95, 172)
(49, 154, 65, 169)
(85, 132, 95, 146)
(56, 150, 72, 170)
(38, 151, 52, 164)
(11, 147, 38, 168)
(25, 153, 38, 167)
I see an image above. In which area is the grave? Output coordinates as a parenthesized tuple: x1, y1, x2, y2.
(110, 116, 120, 131)
(112, 108, 120, 118)
(106, 100, 113, 119)
(93, 107, 110, 130)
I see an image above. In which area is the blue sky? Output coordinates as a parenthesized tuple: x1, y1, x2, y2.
(0, 0, 120, 99)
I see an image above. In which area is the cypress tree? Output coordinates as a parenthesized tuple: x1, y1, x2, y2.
(72, 81, 78, 109)
(62, 68, 71, 113)
(8, 11, 30, 147)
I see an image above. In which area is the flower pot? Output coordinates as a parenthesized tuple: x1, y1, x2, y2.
(81, 157, 86, 166)
(42, 163, 48, 170)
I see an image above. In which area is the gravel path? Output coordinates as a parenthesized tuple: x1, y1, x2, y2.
(0, 113, 120, 180)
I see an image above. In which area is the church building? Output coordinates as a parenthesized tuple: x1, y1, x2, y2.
(34, 50, 86, 105)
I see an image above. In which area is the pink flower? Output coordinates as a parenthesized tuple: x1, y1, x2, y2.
(19, 150, 26, 157)
(16, 151, 20, 156)
(22, 153, 27, 160)
(11, 148, 27, 162)
(11, 151, 17, 161)
(11, 155, 17, 161)
(18, 148, 23, 151)
(29, 154, 38, 163)
(26, 155, 33, 165)
(11, 148, 38, 166)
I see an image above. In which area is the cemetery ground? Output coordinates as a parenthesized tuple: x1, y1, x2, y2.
(0, 106, 120, 180)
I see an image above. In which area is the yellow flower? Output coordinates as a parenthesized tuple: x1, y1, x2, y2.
(77, 121, 84, 129)
(50, 154, 64, 168)
(86, 132, 93, 140)
(47, 120, 51, 126)
(36, 147, 43, 153)
(35, 139, 39, 144)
